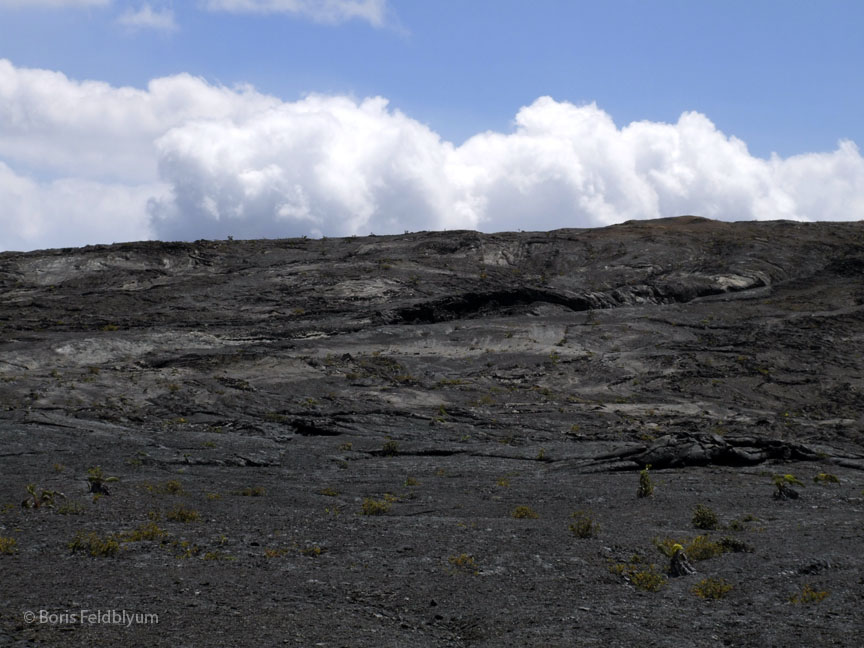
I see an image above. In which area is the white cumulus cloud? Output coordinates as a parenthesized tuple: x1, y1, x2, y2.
(0, 59, 278, 183)
(117, 3, 177, 32)
(149, 93, 864, 241)
(202, 0, 389, 26)
(0, 161, 163, 251)
(1, 59, 863, 252)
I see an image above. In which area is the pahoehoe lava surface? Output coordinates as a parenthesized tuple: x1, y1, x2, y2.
(1, 216, 863, 646)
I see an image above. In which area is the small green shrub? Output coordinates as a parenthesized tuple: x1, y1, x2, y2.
(685, 535, 726, 561)
(162, 479, 184, 494)
(610, 558, 667, 592)
(630, 566, 667, 592)
(448, 553, 478, 574)
(772, 473, 803, 499)
(692, 577, 733, 599)
(121, 522, 166, 542)
(655, 535, 728, 561)
(653, 537, 680, 558)
(165, 506, 200, 522)
(511, 505, 539, 519)
(69, 531, 120, 557)
(813, 472, 839, 484)
(381, 440, 399, 456)
(21, 484, 65, 509)
(789, 584, 828, 604)
(299, 545, 325, 557)
(86, 466, 118, 495)
(361, 498, 391, 516)
(0, 536, 18, 554)
(203, 551, 233, 561)
(637, 465, 654, 498)
(319, 487, 340, 497)
(692, 504, 719, 530)
(569, 510, 598, 538)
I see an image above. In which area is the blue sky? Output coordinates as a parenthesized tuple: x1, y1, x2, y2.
(1, 0, 863, 250)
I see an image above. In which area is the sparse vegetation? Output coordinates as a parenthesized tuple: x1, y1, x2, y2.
(320, 487, 340, 497)
(448, 553, 478, 574)
(813, 472, 839, 484)
(121, 522, 166, 542)
(69, 531, 120, 557)
(165, 506, 200, 522)
(655, 535, 730, 561)
(0, 536, 18, 554)
(511, 505, 539, 519)
(569, 510, 599, 538)
(21, 484, 65, 510)
(610, 557, 667, 592)
(772, 473, 804, 499)
(682, 535, 726, 561)
(789, 584, 829, 604)
(629, 566, 667, 592)
(264, 547, 290, 558)
(143, 479, 185, 495)
(692, 577, 733, 599)
(381, 440, 399, 456)
(361, 498, 391, 516)
(87, 466, 118, 496)
(637, 464, 654, 498)
(692, 504, 719, 530)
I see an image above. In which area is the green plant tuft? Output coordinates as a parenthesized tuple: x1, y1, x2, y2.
(69, 531, 120, 557)
(692, 577, 733, 599)
(121, 522, 166, 542)
(165, 506, 200, 523)
(511, 505, 539, 519)
(447, 553, 478, 574)
(692, 504, 719, 530)
(86, 466, 118, 495)
(21, 484, 65, 510)
(569, 510, 599, 538)
(789, 584, 829, 604)
(0, 536, 18, 554)
(361, 498, 391, 516)
(813, 472, 839, 484)
(637, 465, 654, 498)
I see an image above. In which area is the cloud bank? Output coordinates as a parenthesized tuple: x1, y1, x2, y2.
(1, 59, 862, 251)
